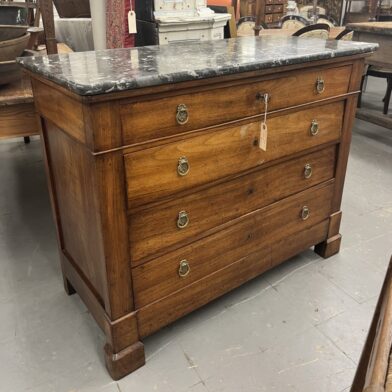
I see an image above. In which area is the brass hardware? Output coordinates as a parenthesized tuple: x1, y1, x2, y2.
(310, 120, 319, 136)
(178, 259, 190, 278)
(256, 92, 271, 103)
(177, 156, 190, 176)
(176, 104, 189, 125)
(304, 164, 313, 179)
(177, 211, 189, 229)
(316, 77, 325, 94)
(301, 206, 310, 221)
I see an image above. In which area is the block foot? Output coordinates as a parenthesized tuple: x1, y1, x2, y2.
(105, 341, 145, 380)
(315, 234, 342, 259)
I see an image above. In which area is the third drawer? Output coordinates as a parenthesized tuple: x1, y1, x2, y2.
(129, 145, 336, 264)
(132, 180, 334, 308)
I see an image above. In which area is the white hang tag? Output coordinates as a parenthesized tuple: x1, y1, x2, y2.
(259, 93, 269, 151)
(128, 2, 137, 34)
(259, 122, 268, 151)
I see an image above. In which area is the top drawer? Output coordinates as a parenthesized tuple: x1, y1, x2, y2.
(120, 65, 352, 145)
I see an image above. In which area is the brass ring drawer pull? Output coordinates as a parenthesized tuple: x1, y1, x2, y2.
(178, 259, 190, 278)
(316, 77, 325, 94)
(177, 156, 190, 176)
(176, 104, 189, 125)
(177, 210, 189, 229)
(301, 206, 310, 221)
(304, 164, 313, 179)
(310, 120, 319, 136)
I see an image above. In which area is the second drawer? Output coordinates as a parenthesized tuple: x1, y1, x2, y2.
(125, 101, 343, 208)
(129, 145, 336, 264)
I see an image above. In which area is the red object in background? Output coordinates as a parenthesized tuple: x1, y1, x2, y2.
(207, 0, 240, 19)
(207, 0, 232, 5)
(106, 0, 135, 48)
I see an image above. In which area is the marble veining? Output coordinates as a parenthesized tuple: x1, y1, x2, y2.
(17, 36, 377, 96)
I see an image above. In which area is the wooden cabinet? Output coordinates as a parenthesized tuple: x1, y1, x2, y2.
(28, 52, 366, 380)
(241, 0, 288, 26)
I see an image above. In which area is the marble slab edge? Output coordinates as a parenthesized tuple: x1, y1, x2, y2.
(17, 37, 378, 97)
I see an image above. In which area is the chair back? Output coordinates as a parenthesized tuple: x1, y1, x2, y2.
(317, 17, 335, 28)
(280, 15, 308, 30)
(335, 29, 354, 41)
(293, 23, 330, 39)
(237, 16, 267, 36)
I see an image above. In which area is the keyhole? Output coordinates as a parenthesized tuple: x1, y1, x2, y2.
(253, 138, 259, 146)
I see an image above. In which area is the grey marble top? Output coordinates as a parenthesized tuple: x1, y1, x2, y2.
(17, 36, 377, 96)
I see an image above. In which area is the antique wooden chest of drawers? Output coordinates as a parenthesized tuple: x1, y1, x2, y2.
(19, 36, 377, 379)
(241, 0, 287, 26)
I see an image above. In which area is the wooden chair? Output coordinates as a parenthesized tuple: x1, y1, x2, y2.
(0, 0, 58, 144)
(367, 67, 392, 115)
(317, 15, 337, 27)
(335, 28, 354, 41)
(237, 16, 267, 36)
(279, 15, 309, 30)
(39, 0, 57, 55)
(292, 23, 330, 39)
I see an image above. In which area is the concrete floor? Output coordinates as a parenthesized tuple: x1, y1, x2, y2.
(0, 77, 391, 392)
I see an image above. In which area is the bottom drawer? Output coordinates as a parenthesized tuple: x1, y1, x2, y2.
(273, 13, 282, 22)
(133, 180, 334, 309)
(137, 218, 330, 338)
(265, 14, 273, 23)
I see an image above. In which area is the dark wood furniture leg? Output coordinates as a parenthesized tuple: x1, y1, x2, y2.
(357, 75, 366, 108)
(39, 0, 58, 55)
(383, 77, 392, 115)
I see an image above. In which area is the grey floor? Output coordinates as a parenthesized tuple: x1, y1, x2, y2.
(0, 77, 391, 392)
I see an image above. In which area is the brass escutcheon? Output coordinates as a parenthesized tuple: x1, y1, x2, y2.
(301, 206, 310, 221)
(316, 77, 325, 94)
(310, 120, 319, 136)
(177, 211, 189, 229)
(304, 163, 313, 179)
(256, 92, 271, 103)
(178, 259, 190, 278)
(177, 156, 190, 176)
(176, 104, 189, 125)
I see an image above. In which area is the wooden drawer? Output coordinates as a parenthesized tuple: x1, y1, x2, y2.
(124, 101, 344, 208)
(129, 146, 336, 264)
(265, 14, 274, 23)
(132, 181, 334, 308)
(273, 13, 282, 21)
(266, 0, 274, 4)
(266, 5, 274, 12)
(137, 219, 330, 337)
(120, 65, 351, 145)
(273, 4, 283, 12)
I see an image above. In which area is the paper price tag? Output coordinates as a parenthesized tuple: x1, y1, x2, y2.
(259, 122, 268, 151)
(128, 7, 137, 34)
